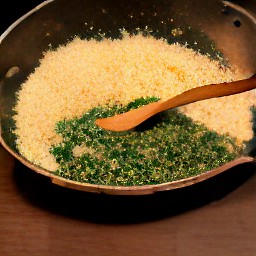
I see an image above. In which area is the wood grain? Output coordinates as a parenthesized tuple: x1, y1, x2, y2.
(1, 145, 256, 256)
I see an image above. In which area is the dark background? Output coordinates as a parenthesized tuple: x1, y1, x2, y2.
(0, 1, 44, 33)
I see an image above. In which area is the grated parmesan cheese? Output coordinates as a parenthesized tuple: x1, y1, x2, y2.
(13, 34, 254, 171)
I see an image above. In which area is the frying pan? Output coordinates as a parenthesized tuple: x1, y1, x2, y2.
(1, 0, 256, 195)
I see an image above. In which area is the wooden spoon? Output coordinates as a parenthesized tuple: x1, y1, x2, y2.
(95, 74, 256, 131)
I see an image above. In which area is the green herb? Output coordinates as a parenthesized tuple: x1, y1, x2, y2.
(50, 97, 241, 186)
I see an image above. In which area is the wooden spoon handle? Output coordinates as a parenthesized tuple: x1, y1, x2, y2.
(96, 74, 256, 131)
(158, 74, 256, 112)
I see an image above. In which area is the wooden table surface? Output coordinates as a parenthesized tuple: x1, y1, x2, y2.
(1, 1, 256, 255)
(1, 145, 256, 256)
